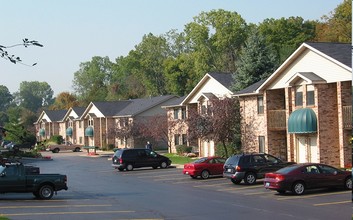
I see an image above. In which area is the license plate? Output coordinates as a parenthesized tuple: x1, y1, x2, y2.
(265, 182, 270, 187)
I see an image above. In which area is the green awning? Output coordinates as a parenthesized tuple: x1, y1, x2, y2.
(85, 127, 94, 137)
(39, 128, 45, 137)
(66, 127, 73, 136)
(288, 108, 317, 134)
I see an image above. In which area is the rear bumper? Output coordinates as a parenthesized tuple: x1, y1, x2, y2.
(112, 164, 125, 169)
(223, 171, 245, 181)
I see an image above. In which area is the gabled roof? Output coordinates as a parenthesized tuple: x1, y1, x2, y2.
(40, 110, 67, 122)
(256, 42, 352, 93)
(72, 107, 86, 117)
(234, 79, 266, 96)
(182, 72, 233, 105)
(89, 101, 132, 117)
(116, 95, 177, 117)
(62, 106, 86, 122)
(286, 72, 326, 86)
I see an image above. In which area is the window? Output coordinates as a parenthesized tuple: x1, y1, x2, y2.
(181, 108, 186, 119)
(257, 96, 264, 114)
(173, 109, 179, 119)
(258, 136, 265, 153)
(201, 105, 207, 115)
(174, 134, 180, 145)
(88, 118, 94, 126)
(306, 85, 315, 106)
(182, 134, 187, 145)
(295, 86, 303, 106)
(79, 137, 82, 144)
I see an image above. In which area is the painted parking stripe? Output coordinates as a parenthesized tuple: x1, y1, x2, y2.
(0, 204, 112, 209)
(277, 191, 349, 200)
(194, 182, 230, 188)
(313, 200, 351, 206)
(3, 210, 135, 216)
(217, 185, 264, 191)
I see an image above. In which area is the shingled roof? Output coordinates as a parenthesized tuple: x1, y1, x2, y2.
(91, 101, 132, 116)
(234, 79, 266, 96)
(306, 42, 351, 68)
(208, 72, 234, 90)
(72, 107, 86, 118)
(45, 110, 67, 122)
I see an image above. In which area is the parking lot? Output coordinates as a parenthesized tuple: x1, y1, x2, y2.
(0, 152, 351, 220)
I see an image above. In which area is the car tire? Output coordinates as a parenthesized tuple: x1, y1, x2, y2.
(201, 170, 210, 179)
(292, 181, 305, 195)
(160, 161, 168, 169)
(276, 190, 286, 194)
(244, 172, 256, 185)
(126, 164, 134, 171)
(52, 148, 60, 153)
(344, 177, 352, 190)
(38, 185, 54, 200)
(74, 147, 80, 152)
(231, 179, 241, 184)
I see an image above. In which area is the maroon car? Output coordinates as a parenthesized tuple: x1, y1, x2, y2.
(264, 163, 352, 195)
(183, 156, 226, 179)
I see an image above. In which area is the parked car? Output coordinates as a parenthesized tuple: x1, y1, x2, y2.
(223, 153, 295, 185)
(183, 156, 226, 179)
(111, 148, 171, 171)
(264, 163, 352, 195)
(46, 142, 82, 153)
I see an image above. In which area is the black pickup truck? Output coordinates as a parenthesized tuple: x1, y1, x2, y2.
(0, 163, 68, 199)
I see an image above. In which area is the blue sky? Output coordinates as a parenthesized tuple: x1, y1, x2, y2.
(0, 0, 344, 95)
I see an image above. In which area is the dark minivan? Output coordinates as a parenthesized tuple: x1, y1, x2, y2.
(112, 148, 171, 171)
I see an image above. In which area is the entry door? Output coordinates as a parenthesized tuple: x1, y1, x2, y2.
(203, 141, 209, 157)
(297, 136, 319, 163)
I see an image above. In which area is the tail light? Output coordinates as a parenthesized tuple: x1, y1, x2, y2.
(275, 174, 284, 181)
(236, 166, 241, 171)
(119, 158, 123, 164)
(64, 175, 67, 184)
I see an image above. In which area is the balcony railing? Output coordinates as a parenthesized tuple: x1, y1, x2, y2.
(343, 105, 352, 129)
(268, 110, 286, 130)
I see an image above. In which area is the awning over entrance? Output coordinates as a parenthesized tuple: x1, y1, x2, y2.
(39, 128, 45, 137)
(288, 108, 317, 134)
(66, 127, 73, 136)
(85, 127, 94, 137)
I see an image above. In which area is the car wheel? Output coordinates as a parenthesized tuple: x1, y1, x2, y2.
(38, 185, 54, 200)
(53, 148, 59, 153)
(276, 190, 286, 194)
(126, 164, 134, 171)
(344, 177, 352, 190)
(244, 172, 256, 185)
(231, 179, 241, 184)
(292, 181, 305, 195)
(160, 161, 168, 169)
(74, 147, 80, 152)
(201, 170, 210, 179)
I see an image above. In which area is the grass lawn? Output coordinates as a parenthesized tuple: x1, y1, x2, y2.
(0, 217, 10, 220)
(163, 153, 197, 165)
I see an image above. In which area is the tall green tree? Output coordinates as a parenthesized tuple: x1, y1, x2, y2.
(315, 0, 351, 43)
(232, 29, 279, 91)
(49, 92, 80, 110)
(15, 81, 54, 113)
(258, 16, 316, 63)
(72, 56, 113, 104)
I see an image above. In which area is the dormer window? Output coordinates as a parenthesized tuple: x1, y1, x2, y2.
(306, 85, 315, 106)
(295, 86, 303, 107)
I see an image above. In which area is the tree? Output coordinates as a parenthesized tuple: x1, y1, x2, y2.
(186, 108, 213, 142)
(15, 81, 54, 113)
(0, 38, 43, 66)
(209, 97, 241, 157)
(49, 92, 80, 110)
(315, 0, 351, 43)
(0, 85, 13, 125)
(258, 16, 316, 63)
(72, 56, 113, 104)
(232, 28, 279, 92)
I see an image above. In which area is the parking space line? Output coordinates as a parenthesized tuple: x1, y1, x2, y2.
(138, 173, 181, 178)
(313, 200, 351, 206)
(194, 182, 230, 188)
(244, 191, 272, 196)
(217, 185, 264, 191)
(277, 191, 349, 200)
(0, 204, 112, 209)
(4, 210, 135, 216)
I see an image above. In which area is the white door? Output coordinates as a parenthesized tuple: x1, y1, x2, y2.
(309, 137, 319, 163)
(210, 141, 215, 156)
(297, 137, 307, 163)
(203, 141, 208, 157)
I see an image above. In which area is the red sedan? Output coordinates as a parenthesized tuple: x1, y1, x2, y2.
(264, 163, 352, 195)
(183, 156, 226, 179)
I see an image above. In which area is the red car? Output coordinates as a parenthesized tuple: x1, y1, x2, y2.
(264, 163, 352, 195)
(183, 156, 226, 179)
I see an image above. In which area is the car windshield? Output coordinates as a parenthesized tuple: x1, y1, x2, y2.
(113, 149, 123, 157)
(193, 158, 208, 163)
(276, 165, 299, 174)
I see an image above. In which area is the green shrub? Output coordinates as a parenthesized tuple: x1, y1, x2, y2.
(215, 143, 241, 158)
(49, 135, 63, 144)
(176, 145, 192, 155)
